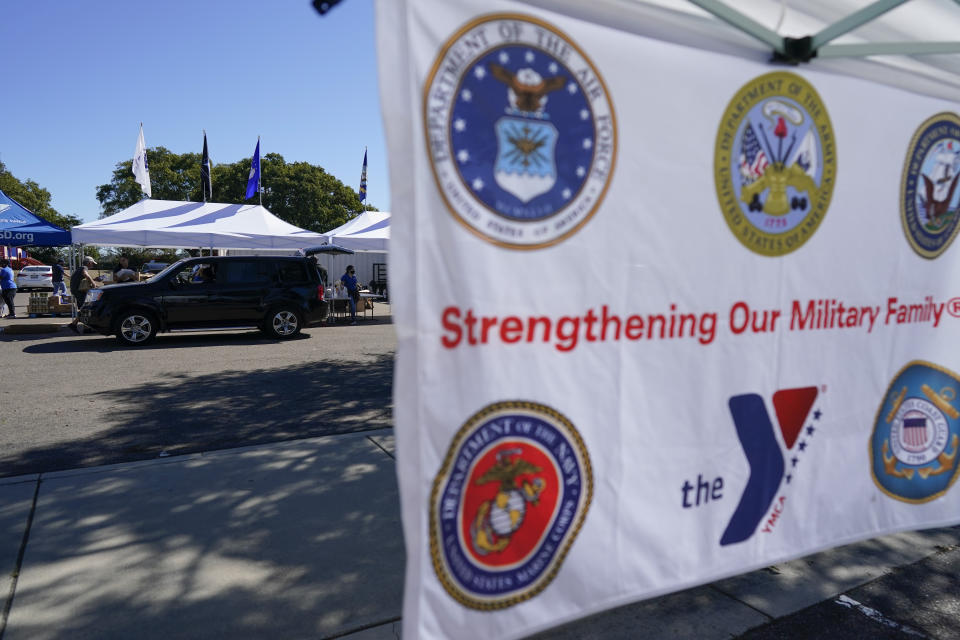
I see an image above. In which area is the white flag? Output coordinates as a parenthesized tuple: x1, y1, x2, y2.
(132, 123, 152, 198)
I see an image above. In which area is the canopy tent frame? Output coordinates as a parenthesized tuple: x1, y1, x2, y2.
(687, 0, 960, 62)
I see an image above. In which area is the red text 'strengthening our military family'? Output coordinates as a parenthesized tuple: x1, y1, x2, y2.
(440, 296, 959, 352)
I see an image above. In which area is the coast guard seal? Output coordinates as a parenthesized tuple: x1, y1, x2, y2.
(429, 401, 593, 609)
(871, 361, 960, 503)
(714, 72, 836, 256)
(423, 14, 616, 249)
(900, 113, 960, 259)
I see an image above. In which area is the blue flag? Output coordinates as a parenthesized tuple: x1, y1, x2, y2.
(200, 131, 212, 201)
(358, 148, 368, 202)
(245, 139, 261, 200)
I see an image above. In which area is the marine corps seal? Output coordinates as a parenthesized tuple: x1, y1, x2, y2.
(900, 113, 960, 259)
(423, 14, 616, 249)
(871, 361, 960, 503)
(714, 72, 836, 256)
(429, 400, 593, 609)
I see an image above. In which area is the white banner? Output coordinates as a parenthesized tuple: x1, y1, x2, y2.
(376, 1, 960, 637)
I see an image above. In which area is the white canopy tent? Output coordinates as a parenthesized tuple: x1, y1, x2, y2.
(525, 0, 960, 102)
(71, 200, 328, 249)
(324, 210, 390, 252)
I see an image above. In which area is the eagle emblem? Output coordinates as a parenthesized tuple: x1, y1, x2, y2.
(429, 400, 593, 609)
(470, 447, 546, 554)
(714, 72, 837, 256)
(901, 113, 960, 259)
(423, 13, 616, 248)
(490, 65, 564, 204)
(871, 361, 960, 503)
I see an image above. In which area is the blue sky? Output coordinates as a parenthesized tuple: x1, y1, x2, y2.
(0, 0, 386, 224)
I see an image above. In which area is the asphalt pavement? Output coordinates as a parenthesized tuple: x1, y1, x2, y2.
(0, 300, 395, 477)
(2, 305, 960, 639)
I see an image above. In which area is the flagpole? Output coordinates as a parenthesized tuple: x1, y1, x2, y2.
(258, 136, 262, 207)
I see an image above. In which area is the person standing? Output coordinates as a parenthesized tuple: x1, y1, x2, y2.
(67, 256, 97, 333)
(52, 258, 68, 297)
(340, 264, 359, 325)
(112, 255, 136, 282)
(0, 259, 17, 318)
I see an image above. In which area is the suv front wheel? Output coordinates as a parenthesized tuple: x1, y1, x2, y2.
(116, 310, 158, 346)
(264, 307, 302, 339)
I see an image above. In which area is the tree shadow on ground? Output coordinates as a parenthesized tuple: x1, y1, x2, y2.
(3, 434, 404, 640)
(0, 354, 393, 477)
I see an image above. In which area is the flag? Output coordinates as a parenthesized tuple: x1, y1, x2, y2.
(358, 148, 368, 202)
(132, 123, 152, 198)
(791, 129, 818, 177)
(738, 122, 767, 184)
(245, 138, 261, 200)
(200, 131, 212, 201)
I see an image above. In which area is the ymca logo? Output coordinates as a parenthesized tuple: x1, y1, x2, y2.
(429, 401, 592, 609)
(871, 361, 960, 502)
(423, 13, 616, 249)
(721, 386, 823, 546)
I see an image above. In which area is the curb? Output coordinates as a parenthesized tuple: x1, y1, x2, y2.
(0, 323, 66, 335)
(0, 428, 396, 484)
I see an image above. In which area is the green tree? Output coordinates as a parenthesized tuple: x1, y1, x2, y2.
(0, 159, 81, 231)
(96, 148, 373, 233)
(95, 146, 205, 216)
(0, 159, 82, 264)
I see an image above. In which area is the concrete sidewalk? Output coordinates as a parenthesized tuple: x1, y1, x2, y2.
(1, 431, 958, 640)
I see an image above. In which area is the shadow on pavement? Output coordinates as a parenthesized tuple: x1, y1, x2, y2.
(17, 330, 313, 354)
(735, 539, 960, 639)
(0, 354, 394, 478)
(5, 435, 404, 639)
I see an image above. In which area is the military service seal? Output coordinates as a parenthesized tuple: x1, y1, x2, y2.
(429, 400, 593, 609)
(714, 72, 836, 256)
(423, 14, 616, 249)
(900, 112, 960, 259)
(871, 361, 960, 503)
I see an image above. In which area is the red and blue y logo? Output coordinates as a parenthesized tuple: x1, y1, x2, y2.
(721, 386, 822, 546)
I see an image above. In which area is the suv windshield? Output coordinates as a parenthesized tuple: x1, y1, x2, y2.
(152, 260, 186, 279)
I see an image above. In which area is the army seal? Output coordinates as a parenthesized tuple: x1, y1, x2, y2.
(714, 71, 837, 257)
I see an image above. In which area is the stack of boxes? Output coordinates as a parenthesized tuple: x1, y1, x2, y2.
(48, 294, 73, 315)
(27, 292, 49, 315)
(26, 293, 73, 316)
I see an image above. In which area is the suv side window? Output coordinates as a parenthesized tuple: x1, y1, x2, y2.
(218, 260, 273, 284)
(277, 261, 309, 283)
(171, 264, 208, 285)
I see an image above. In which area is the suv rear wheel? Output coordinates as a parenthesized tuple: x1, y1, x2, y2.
(264, 307, 302, 339)
(116, 310, 158, 346)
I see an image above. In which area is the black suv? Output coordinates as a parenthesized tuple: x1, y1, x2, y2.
(79, 256, 327, 346)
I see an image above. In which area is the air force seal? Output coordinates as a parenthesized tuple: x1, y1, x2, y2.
(423, 14, 616, 249)
(871, 361, 960, 503)
(900, 113, 960, 259)
(429, 401, 593, 609)
(714, 72, 836, 256)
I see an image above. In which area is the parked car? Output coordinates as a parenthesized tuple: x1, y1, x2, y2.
(78, 256, 327, 346)
(16, 265, 53, 291)
(140, 261, 169, 274)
